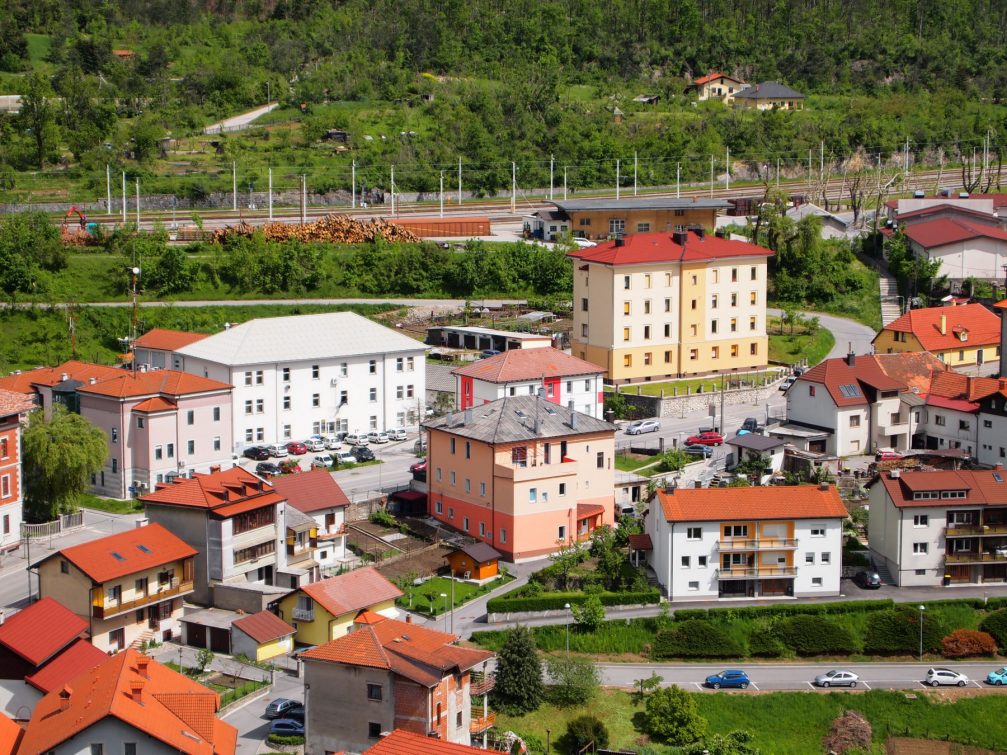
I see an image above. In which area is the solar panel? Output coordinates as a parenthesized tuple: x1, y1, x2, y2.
(838, 384, 860, 398)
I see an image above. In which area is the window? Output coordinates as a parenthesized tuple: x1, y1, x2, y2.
(245, 429, 253, 442)
(558, 525, 566, 541)
(396, 357, 404, 372)
(529, 487, 537, 503)
(985, 420, 993, 428)
(750, 291, 757, 305)
(812, 577, 823, 586)
(724, 525, 748, 537)
(644, 300, 651, 315)
(681, 556, 690, 567)
(687, 527, 702, 540)
(0, 476, 8, 499)
(711, 294, 718, 309)
(731, 267, 738, 283)
(187, 440, 194, 455)
(623, 301, 631, 315)
(611, 219, 626, 235)
(712, 269, 719, 284)
(959, 419, 970, 431)
(255, 399, 264, 414)
(623, 327, 631, 342)
(821, 552, 831, 564)
(849, 415, 860, 428)
(711, 320, 718, 334)
(166, 443, 174, 458)
(0, 438, 6, 458)
(698, 555, 707, 567)
(450, 438, 457, 455)
(464, 478, 471, 493)
(730, 344, 739, 358)
(90, 745, 104, 755)
(597, 451, 605, 469)
(913, 542, 929, 555)
(913, 514, 929, 527)
(244, 371, 252, 386)
(435, 500, 443, 514)
(623, 354, 632, 368)
(935, 415, 946, 426)
(244, 400, 253, 415)
(339, 390, 348, 406)
(643, 352, 652, 365)
(664, 297, 672, 313)
(637, 221, 651, 232)
(805, 552, 815, 564)
(688, 581, 699, 591)
(213, 436, 221, 451)
(213, 406, 220, 422)
(369, 388, 377, 402)
(283, 424, 291, 439)
(689, 348, 699, 361)
(664, 350, 673, 364)
(750, 343, 758, 356)
(581, 298, 589, 312)
(810, 526, 825, 537)
(730, 318, 737, 332)
(808, 385, 816, 398)
(282, 367, 290, 382)
(751, 266, 758, 281)
(256, 428, 264, 441)
(711, 346, 720, 359)
(136, 416, 144, 429)
(283, 396, 291, 410)
(255, 370, 263, 385)
(450, 471, 456, 485)
(463, 516, 470, 531)
(155, 446, 163, 460)
(915, 569, 926, 576)
(368, 722, 382, 738)
(479, 522, 486, 537)
(623, 274, 631, 289)
(691, 299, 697, 310)
(479, 482, 486, 497)
(367, 683, 382, 701)
(311, 364, 320, 379)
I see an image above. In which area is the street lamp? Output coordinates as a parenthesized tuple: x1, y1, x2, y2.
(564, 602, 572, 655)
(440, 593, 448, 630)
(918, 604, 926, 662)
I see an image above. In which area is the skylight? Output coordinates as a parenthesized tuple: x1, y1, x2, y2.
(111, 552, 125, 561)
(137, 544, 151, 554)
(994, 472, 1003, 483)
(838, 384, 860, 398)
(515, 410, 527, 418)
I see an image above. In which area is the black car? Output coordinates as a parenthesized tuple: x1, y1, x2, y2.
(243, 446, 270, 461)
(351, 445, 376, 462)
(256, 461, 283, 476)
(853, 570, 882, 589)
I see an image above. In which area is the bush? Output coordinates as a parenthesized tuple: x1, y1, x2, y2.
(942, 629, 998, 658)
(776, 615, 859, 655)
(560, 715, 609, 754)
(267, 734, 305, 746)
(493, 626, 544, 715)
(486, 590, 659, 613)
(747, 629, 788, 658)
(676, 599, 894, 622)
(643, 685, 707, 745)
(546, 657, 600, 707)
(863, 606, 946, 655)
(572, 594, 606, 631)
(652, 620, 745, 659)
(979, 608, 1007, 648)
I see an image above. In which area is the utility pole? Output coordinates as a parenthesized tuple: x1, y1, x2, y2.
(458, 157, 462, 205)
(710, 156, 714, 198)
(808, 150, 813, 190)
(232, 161, 237, 212)
(390, 165, 395, 215)
(563, 167, 568, 200)
(777, 158, 781, 188)
(135, 178, 140, 227)
(268, 167, 273, 221)
(511, 161, 516, 214)
(549, 154, 554, 201)
(615, 159, 620, 200)
(301, 174, 306, 224)
(726, 147, 730, 191)
(106, 165, 111, 215)
(676, 163, 681, 198)
(439, 171, 444, 218)
(351, 160, 356, 209)
(633, 151, 638, 196)
(121, 171, 127, 224)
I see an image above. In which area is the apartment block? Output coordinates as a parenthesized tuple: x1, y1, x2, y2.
(0, 390, 33, 552)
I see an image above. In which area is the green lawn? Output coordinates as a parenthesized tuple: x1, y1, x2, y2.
(397, 575, 512, 616)
(614, 453, 659, 473)
(79, 493, 143, 515)
(767, 317, 836, 366)
(605, 370, 783, 398)
(498, 688, 1007, 754)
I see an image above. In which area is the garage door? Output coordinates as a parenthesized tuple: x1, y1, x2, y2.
(186, 623, 206, 648)
(210, 626, 231, 654)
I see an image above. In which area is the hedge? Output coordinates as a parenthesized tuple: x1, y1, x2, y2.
(979, 609, 1007, 648)
(652, 620, 745, 659)
(776, 614, 859, 655)
(863, 606, 948, 655)
(486, 590, 660, 613)
(672, 599, 894, 622)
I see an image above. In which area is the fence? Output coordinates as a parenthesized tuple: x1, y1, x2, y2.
(20, 511, 85, 541)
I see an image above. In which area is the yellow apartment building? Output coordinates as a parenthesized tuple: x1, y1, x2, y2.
(873, 303, 1002, 371)
(569, 230, 773, 382)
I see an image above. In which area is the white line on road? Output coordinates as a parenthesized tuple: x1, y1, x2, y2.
(749, 682, 759, 691)
(862, 681, 871, 690)
(805, 682, 816, 690)
(691, 682, 704, 691)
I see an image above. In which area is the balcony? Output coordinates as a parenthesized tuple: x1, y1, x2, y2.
(470, 672, 495, 696)
(292, 607, 315, 621)
(716, 565, 798, 580)
(718, 538, 798, 552)
(493, 459, 577, 483)
(944, 552, 1007, 565)
(470, 713, 496, 734)
(946, 524, 1007, 537)
(92, 579, 194, 620)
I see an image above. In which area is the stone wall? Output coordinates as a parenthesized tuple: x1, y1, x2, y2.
(617, 381, 784, 422)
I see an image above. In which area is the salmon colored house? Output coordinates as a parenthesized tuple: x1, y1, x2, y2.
(0, 389, 33, 553)
(424, 395, 617, 561)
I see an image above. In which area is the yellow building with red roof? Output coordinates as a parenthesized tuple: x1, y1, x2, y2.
(873, 302, 1001, 373)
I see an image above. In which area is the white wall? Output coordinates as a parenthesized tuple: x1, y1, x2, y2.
(47, 716, 181, 754)
(464, 375, 605, 418)
(919, 406, 979, 455)
(916, 236, 1007, 280)
(978, 411, 1007, 467)
(667, 521, 720, 600)
(793, 520, 842, 596)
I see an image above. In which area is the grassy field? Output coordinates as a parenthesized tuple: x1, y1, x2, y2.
(79, 493, 143, 515)
(497, 688, 1007, 754)
(396, 575, 512, 616)
(614, 453, 659, 473)
(767, 317, 836, 366)
(605, 369, 785, 398)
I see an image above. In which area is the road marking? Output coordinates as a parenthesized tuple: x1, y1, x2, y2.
(806, 682, 816, 690)
(692, 682, 704, 691)
(861, 681, 871, 690)
(749, 682, 759, 691)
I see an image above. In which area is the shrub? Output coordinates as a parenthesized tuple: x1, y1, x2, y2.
(776, 615, 858, 655)
(572, 594, 606, 631)
(561, 715, 609, 754)
(747, 629, 788, 658)
(267, 734, 305, 746)
(979, 608, 1007, 648)
(546, 657, 600, 707)
(863, 606, 945, 655)
(942, 629, 998, 658)
(643, 685, 707, 745)
(653, 620, 745, 659)
(486, 590, 659, 613)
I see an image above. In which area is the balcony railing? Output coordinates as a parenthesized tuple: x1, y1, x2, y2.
(470, 672, 495, 696)
(944, 552, 1007, 565)
(470, 713, 496, 734)
(92, 579, 194, 620)
(716, 565, 798, 580)
(292, 607, 315, 621)
(718, 538, 798, 552)
(493, 459, 576, 482)
(947, 524, 1007, 536)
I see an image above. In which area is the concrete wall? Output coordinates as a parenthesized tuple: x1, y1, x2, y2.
(211, 584, 285, 613)
(305, 661, 397, 755)
(616, 379, 783, 424)
(144, 503, 214, 604)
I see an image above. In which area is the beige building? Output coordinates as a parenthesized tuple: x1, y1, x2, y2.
(36, 523, 196, 652)
(569, 230, 772, 383)
(530, 198, 728, 242)
(687, 71, 749, 103)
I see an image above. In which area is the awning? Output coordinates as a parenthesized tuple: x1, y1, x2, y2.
(576, 503, 607, 520)
(628, 533, 653, 551)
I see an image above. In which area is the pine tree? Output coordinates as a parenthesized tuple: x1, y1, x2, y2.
(492, 625, 544, 715)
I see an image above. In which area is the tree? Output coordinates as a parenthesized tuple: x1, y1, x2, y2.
(643, 685, 708, 745)
(146, 245, 194, 295)
(658, 448, 689, 473)
(493, 626, 544, 714)
(686, 730, 760, 755)
(559, 715, 609, 753)
(195, 647, 214, 675)
(633, 672, 663, 703)
(546, 656, 599, 707)
(22, 407, 107, 523)
(16, 73, 58, 168)
(571, 594, 605, 631)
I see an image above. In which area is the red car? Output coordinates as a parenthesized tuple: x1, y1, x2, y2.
(875, 449, 903, 461)
(286, 441, 308, 455)
(685, 431, 724, 446)
(409, 459, 427, 473)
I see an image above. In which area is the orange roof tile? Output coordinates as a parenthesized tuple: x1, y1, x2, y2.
(25, 638, 108, 693)
(18, 649, 236, 754)
(140, 467, 279, 512)
(692, 71, 745, 86)
(452, 347, 603, 383)
(657, 485, 848, 522)
(132, 396, 178, 413)
(0, 361, 124, 394)
(880, 304, 1001, 352)
(46, 523, 196, 583)
(903, 217, 1007, 248)
(363, 728, 488, 754)
(270, 468, 350, 513)
(232, 611, 295, 644)
(0, 388, 33, 417)
(297, 567, 403, 618)
(873, 351, 948, 394)
(0, 597, 88, 666)
(77, 369, 231, 399)
(133, 328, 210, 351)
(0, 713, 20, 755)
(876, 468, 1007, 508)
(798, 354, 905, 407)
(567, 231, 772, 267)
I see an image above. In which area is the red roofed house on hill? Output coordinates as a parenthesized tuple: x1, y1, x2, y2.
(568, 230, 773, 382)
(35, 523, 197, 653)
(301, 611, 494, 754)
(452, 347, 605, 418)
(0, 389, 34, 553)
(17, 649, 237, 754)
(901, 215, 1007, 283)
(686, 71, 749, 103)
(132, 328, 210, 370)
(645, 484, 848, 600)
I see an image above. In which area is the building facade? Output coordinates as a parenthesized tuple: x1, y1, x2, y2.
(646, 485, 847, 600)
(687, 72, 749, 102)
(271, 468, 351, 572)
(569, 230, 772, 382)
(0, 391, 32, 552)
(424, 396, 616, 561)
(904, 218, 1007, 282)
(873, 303, 1001, 373)
(732, 81, 805, 110)
(540, 198, 729, 241)
(978, 386, 1007, 467)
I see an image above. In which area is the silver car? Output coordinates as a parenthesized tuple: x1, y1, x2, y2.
(625, 419, 660, 435)
(814, 670, 859, 688)
(926, 668, 968, 687)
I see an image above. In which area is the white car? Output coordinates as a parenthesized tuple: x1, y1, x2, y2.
(304, 437, 326, 452)
(335, 451, 357, 466)
(993, 544, 1007, 557)
(926, 668, 969, 687)
(779, 376, 797, 392)
(311, 454, 333, 469)
(388, 428, 407, 441)
(813, 670, 859, 688)
(369, 431, 389, 444)
(266, 443, 288, 458)
(323, 435, 343, 450)
(345, 433, 369, 446)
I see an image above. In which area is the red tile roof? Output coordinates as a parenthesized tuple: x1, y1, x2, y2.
(876, 468, 1007, 508)
(798, 354, 905, 407)
(18, 649, 236, 754)
(301, 612, 492, 687)
(140, 467, 283, 513)
(232, 611, 294, 644)
(0, 714, 20, 755)
(270, 468, 350, 513)
(133, 328, 210, 351)
(77, 369, 231, 399)
(692, 71, 745, 86)
(896, 203, 999, 224)
(452, 347, 602, 383)
(577, 502, 607, 519)
(132, 396, 178, 413)
(363, 729, 488, 754)
(0, 361, 124, 394)
(880, 304, 1001, 352)
(566, 231, 773, 266)
(0, 388, 33, 417)
(927, 372, 1002, 408)
(658, 484, 848, 522)
(48, 523, 196, 583)
(25, 638, 108, 693)
(874, 351, 949, 394)
(296, 567, 403, 618)
(628, 533, 653, 550)
(0, 598, 87, 667)
(903, 217, 1007, 248)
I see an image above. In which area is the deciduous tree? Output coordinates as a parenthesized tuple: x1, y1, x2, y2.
(643, 685, 707, 745)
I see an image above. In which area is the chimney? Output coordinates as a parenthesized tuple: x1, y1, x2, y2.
(819, 482, 830, 492)
(129, 679, 144, 703)
(940, 314, 947, 335)
(614, 235, 625, 247)
(463, 408, 473, 425)
(533, 418, 543, 434)
(89, 377, 97, 384)
(61, 372, 69, 382)
(59, 685, 72, 711)
(136, 655, 150, 678)
(693, 480, 702, 488)
(995, 463, 1003, 472)
(715, 228, 726, 238)
(846, 348, 855, 367)
(569, 412, 578, 431)
(210, 464, 221, 473)
(672, 230, 688, 247)
(889, 469, 901, 479)
(405, 614, 413, 624)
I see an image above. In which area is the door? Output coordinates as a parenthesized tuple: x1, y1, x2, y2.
(187, 623, 206, 648)
(210, 627, 231, 654)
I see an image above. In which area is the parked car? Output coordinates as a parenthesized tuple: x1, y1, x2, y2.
(269, 719, 305, 736)
(334, 451, 357, 467)
(389, 427, 408, 441)
(281, 706, 304, 723)
(324, 434, 344, 450)
(311, 454, 334, 469)
(685, 431, 724, 446)
(345, 432, 369, 446)
(814, 670, 859, 688)
(779, 376, 796, 392)
(625, 420, 660, 435)
(264, 698, 302, 719)
(926, 668, 969, 687)
(683, 444, 714, 458)
(480, 349, 501, 358)
(242, 446, 270, 461)
(410, 459, 428, 474)
(255, 462, 283, 476)
(266, 444, 288, 458)
(304, 437, 326, 452)
(286, 441, 308, 455)
(369, 431, 389, 444)
(704, 670, 751, 689)
(739, 417, 762, 434)
(351, 446, 376, 462)
(853, 570, 882, 589)
(875, 448, 903, 461)
(793, 366, 808, 376)
(985, 667, 1007, 686)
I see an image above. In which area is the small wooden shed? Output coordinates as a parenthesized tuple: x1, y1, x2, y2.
(445, 542, 502, 581)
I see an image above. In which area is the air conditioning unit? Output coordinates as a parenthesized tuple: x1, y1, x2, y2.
(330, 378, 339, 386)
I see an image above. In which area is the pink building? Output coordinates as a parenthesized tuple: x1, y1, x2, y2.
(0, 390, 33, 552)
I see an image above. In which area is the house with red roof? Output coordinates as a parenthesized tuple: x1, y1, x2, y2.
(132, 328, 210, 371)
(645, 484, 848, 600)
(874, 302, 1001, 375)
(17, 649, 237, 754)
(230, 610, 295, 662)
(301, 611, 493, 754)
(35, 523, 197, 653)
(0, 597, 91, 682)
(451, 347, 605, 418)
(361, 728, 492, 754)
(868, 467, 1007, 587)
(915, 371, 1005, 457)
(900, 215, 1007, 283)
(270, 468, 350, 569)
(568, 230, 773, 382)
(0, 389, 33, 552)
(686, 71, 749, 103)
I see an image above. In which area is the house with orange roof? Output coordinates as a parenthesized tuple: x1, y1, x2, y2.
(868, 467, 1007, 587)
(141, 467, 290, 607)
(301, 611, 493, 754)
(915, 371, 1005, 457)
(686, 71, 749, 102)
(361, 728, 491, 754)
(0, 389, 33, 552)
(35, 523, 197, 652)
(17, 649, 236, 754)
(899, 215, 1007, 283)
(0, 597, 92, 683)
(274, 566, 402, 646)
(451, 347, 605, 418)
(873, 302, 1001, 375)
(132, 328, 210, 371)
(645, 483, 848, 600)
(0, 360, 124, 414)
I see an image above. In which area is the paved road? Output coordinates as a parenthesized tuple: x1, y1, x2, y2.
(767, 307, 877, 361)
(204, 103, 279, 135)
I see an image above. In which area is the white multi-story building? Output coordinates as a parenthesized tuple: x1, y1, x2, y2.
(169, 312, 427, 450)
(452, 347, 606, 418)
(645, 484, 847, 600)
